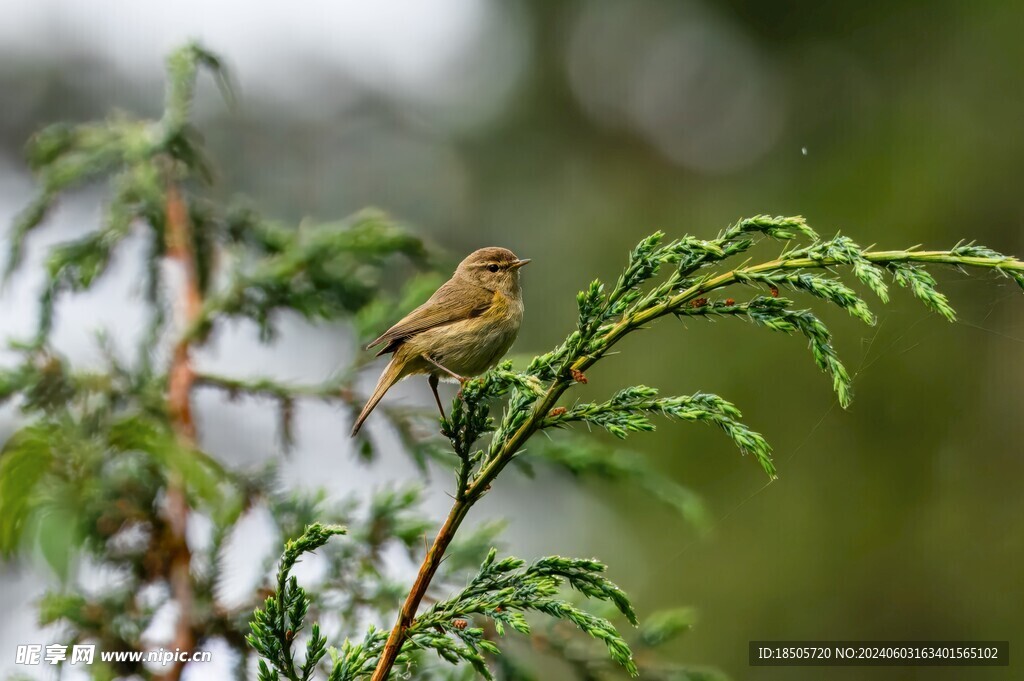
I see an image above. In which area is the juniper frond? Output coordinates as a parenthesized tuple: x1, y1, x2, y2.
(407, 630, 495, 679)
(410, 549, 639, 676)
(889, 262, 957, 321)
(247, 523, 347, 681)
(735, 270, 875, 324)
(327, 627, 390, 681)
(733, 214, 820, 241)
(543, 386, 775, 477)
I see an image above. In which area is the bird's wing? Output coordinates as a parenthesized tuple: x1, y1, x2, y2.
(367, 278, 493, 355)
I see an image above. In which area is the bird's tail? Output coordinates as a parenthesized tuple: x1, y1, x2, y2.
(350, 355, 405, 436)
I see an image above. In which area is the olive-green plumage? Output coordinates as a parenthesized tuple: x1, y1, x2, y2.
(351, 247, 529, 436)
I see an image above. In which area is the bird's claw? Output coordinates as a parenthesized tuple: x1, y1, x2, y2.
(455, 375, 470, 399)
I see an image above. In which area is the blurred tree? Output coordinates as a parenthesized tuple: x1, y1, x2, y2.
(0, 44, 721, 681)
(0, 42, 445, 681)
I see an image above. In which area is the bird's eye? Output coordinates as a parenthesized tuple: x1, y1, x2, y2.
(487, 264, 499, 273)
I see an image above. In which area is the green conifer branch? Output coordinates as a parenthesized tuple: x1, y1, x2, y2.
(368, 219, 1024, 680)
(248, 523, 347, 681)
(541, 387, 775, 476)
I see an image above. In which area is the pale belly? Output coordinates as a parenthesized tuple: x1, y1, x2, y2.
(402, 309, 522, 378)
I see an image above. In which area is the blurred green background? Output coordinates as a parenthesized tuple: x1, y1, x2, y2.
(1, 1, 1022, 679)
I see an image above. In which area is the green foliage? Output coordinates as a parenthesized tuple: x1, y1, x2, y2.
(677, 295, 856, 408)
(192, 209, 430, 343)
(252, 485, 710, 680)
(0, 422, 55, 558)
(248, 523, 347, 681)
(327, 627, 393, 681)
(412, 549, 638, 677)
(108, 414, 234, 511)
(890, 263, 956, 321)
(543, 386, 774, 477)
(6, 45, 229, 340)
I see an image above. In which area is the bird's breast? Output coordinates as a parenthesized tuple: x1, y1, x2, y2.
(486, 289, 523, 320)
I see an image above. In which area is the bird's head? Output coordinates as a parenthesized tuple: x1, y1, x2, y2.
(456, 247, 530, 296)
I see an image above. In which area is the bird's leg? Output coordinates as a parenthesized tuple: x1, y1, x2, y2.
(420, 354, 467, 383)
(427, 373, 446, 421)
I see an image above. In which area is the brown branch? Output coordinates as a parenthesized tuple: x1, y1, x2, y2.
(158, 182, 201, 681)
(371, 377, 570, 678)
(371, 499, 471, 680)
(371, 378, 578, 678)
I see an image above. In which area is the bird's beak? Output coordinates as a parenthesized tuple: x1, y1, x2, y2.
(511, 258, 531, 269)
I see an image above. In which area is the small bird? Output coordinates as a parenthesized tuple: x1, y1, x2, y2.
(350, 247, 529, 436)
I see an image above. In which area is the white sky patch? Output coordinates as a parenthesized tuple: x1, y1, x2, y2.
(0, 0, 490, 101)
